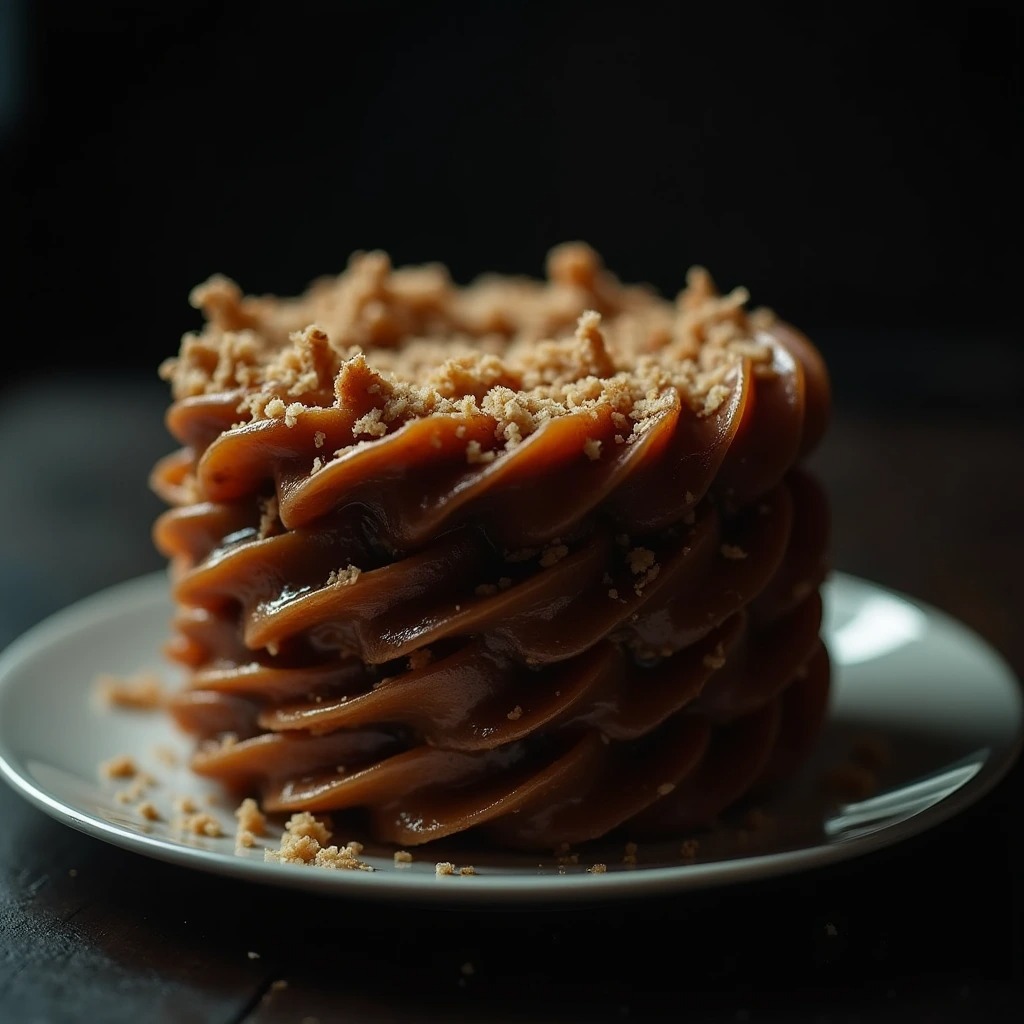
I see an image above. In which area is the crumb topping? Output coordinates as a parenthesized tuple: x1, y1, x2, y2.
(407, 648, 433, 671)
(432, 859, 477, 876)
(235, 797, 267, 839)
(137, 801, 161, 821)
(178, 812, 223, 837)
(257, 495, 280, 538)
(720, 544, 748, 560)
(99, 754, 138, 779)
(627, 547, 655, 573)
(538, 542, 569, 568)
(326, 564, 361, 587)
(95, 671, 166, 710)
(702, 643, 727, 670)
(162, 245, 777, 471)
(114, 774, 154, 804)
(263, 812, 374, 871)
(680, 838, 700, 861)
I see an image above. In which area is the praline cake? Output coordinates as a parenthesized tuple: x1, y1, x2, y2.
(150, 243, 831, 852)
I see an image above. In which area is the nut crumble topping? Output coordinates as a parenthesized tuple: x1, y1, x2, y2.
(680, 838, 700, 861)
(326, 565, 362, 587)
(626, 547, 656, 575)
(264, 812, 374, 871)
(178, 812, 223, 837)
(720, 544, 748, 560)
(137, 801, 161, 821)
(234, 797, 267, 847)
(100, 754, 138, 779)
(702, 643, 727, 670)
(95, 672, 166, 710)
(163, 245, 779, 477)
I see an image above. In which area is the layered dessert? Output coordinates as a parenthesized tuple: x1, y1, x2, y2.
(150, 243, 831, 852)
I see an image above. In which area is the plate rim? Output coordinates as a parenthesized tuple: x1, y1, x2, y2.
(0, 570, 1021, 906)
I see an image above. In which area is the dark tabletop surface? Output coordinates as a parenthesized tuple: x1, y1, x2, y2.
(1, 331, 1022, 1023)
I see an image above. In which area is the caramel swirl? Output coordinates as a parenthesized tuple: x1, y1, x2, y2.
(152, 244, 832, 851)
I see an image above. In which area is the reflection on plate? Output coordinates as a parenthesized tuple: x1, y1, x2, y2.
(0, 571, 1020, 905)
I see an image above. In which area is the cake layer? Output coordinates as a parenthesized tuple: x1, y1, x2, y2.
(151, 244, 832, 851)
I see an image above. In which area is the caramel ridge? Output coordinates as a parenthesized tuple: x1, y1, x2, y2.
(151, 244, 834, 850)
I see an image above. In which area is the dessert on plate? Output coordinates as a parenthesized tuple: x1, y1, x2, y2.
(150, 242, 831, 852)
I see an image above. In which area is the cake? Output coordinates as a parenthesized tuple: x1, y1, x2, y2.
(150, 243, 831, 852)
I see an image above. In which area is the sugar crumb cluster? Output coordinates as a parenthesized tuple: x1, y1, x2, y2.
(263, 812, 374, 871)
(161, 243, 778, 477)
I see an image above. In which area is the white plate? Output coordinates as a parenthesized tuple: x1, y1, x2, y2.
(0, 570, 1020, 906)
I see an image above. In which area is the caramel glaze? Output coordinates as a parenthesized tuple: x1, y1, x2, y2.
(152, 321, 831, 851)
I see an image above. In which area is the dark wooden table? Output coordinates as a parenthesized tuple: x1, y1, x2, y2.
(2, 335, 1022, 1023)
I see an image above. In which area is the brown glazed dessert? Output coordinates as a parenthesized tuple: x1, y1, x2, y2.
(150, 243, 831, 852)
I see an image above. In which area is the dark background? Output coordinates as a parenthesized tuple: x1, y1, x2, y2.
(2, 0, 1021, 394)
(1, 5, 1023, 1021)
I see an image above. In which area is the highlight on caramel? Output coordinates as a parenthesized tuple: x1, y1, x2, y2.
(150, 242, 832, 852)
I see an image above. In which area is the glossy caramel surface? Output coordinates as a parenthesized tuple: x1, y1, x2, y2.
(151, 246, 831, 849)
